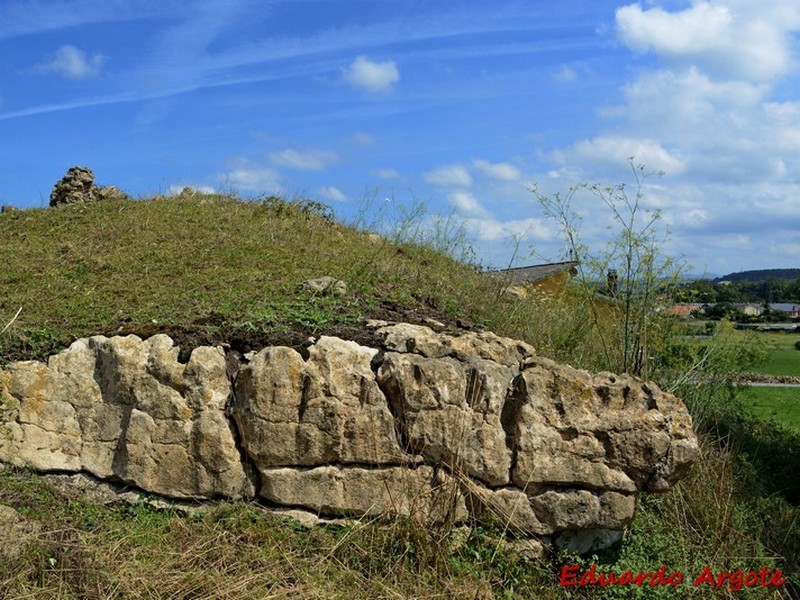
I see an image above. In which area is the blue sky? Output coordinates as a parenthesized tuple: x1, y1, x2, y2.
(2, 0, 799, 276)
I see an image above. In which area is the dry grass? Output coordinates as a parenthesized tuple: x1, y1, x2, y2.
(0, 468, 560, 600)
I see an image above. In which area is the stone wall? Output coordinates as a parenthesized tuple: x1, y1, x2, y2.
(0, 323, 698, 554)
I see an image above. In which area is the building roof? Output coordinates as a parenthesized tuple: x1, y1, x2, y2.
(491, 261, 579, 284)
(661, 303, 704, 317)
(770, 303, 800, 312)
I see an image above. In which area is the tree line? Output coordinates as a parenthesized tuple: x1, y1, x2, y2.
(675, 278, 800, 305)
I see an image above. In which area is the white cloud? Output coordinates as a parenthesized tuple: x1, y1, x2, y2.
(563, 137, 686, 175)
(620, 68, 766, 132)
(351, 132, 375, 147)
(553, 65, 577, 82)
(268, 149, 339, 170)
(35, 45, 105, 79)
(373, 168, 400, 179)
(599, 66, 800, 183)
(616, 1, 800, 81)
(448, 191, 491, 218)
(218, 164, 282, 193)
(463, 217, 555, 243)
(713, 233, 752, 249)
(343, 55, 400, 93)
(316, 186, 346, 202)
(472, 159, 521, 182)
(617, 2, 732, 54)
(424, 164, 472, 188)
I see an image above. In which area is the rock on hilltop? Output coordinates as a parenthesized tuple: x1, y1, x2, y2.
(49, 166, 128, 207)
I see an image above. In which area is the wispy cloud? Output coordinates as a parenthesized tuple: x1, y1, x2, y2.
(424, 164, 472, 188)
(34, 45, 106, 79)
(463, 216, 554, 243)
(350, 132, 376, 147)
(373, 168, 400, 179)
(553, 65, 577, 82)
(269, 149, 339, 171)
(0, 4, 592, 122)
(218, 159, 282, 194)
(472, 159, 520, 182)
(0, 0, 183, 40)
(342, 55, 400, 93)
(316, 186, 346, 202)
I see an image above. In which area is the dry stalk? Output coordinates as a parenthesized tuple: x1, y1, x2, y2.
(0, 306, 22, 336)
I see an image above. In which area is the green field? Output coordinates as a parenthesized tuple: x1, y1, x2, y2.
(737, 331, 800, 435)
(750, 332, 800, 376)
(737, 386, 800, 435)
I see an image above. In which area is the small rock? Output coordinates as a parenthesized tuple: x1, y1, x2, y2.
(272, 508, 322, 528)
(365, 319, 391, 329)
(97, 185, 128, 201)
(422, 317, 446, 331)
(299, 276, 347, 296)
(502, 285, 528, 300)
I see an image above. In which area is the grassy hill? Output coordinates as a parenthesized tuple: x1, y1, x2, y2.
(1, 194, 798, 598)
(0, 195, 518, 363)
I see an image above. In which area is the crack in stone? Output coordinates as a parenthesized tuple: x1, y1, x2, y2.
(223, 347, 261, 498)
(374, 358, 413, 456)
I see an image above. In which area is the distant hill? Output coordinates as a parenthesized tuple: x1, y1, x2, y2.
(715, 268, 800, 283)
(681, 272, 720, 281)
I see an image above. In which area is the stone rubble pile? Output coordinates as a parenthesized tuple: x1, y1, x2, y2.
(49, 166, 128, 207)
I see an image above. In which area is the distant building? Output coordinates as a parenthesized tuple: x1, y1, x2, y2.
(733, 303, 764, 316)
(491, 261, 579, 297)
(661, 303, 704, 318)
(494, 261, 579, 284)
(770, 303, 800, 319)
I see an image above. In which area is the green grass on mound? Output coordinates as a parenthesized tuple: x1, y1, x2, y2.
(0, 195, 519, 362)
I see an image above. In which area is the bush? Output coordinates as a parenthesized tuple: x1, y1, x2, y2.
(795, 340, 800, 351)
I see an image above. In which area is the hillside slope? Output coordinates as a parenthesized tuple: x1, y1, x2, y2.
(0, 195, 517, 363)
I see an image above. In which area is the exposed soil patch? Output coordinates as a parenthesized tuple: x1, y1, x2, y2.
(109, 298, 477, 361)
